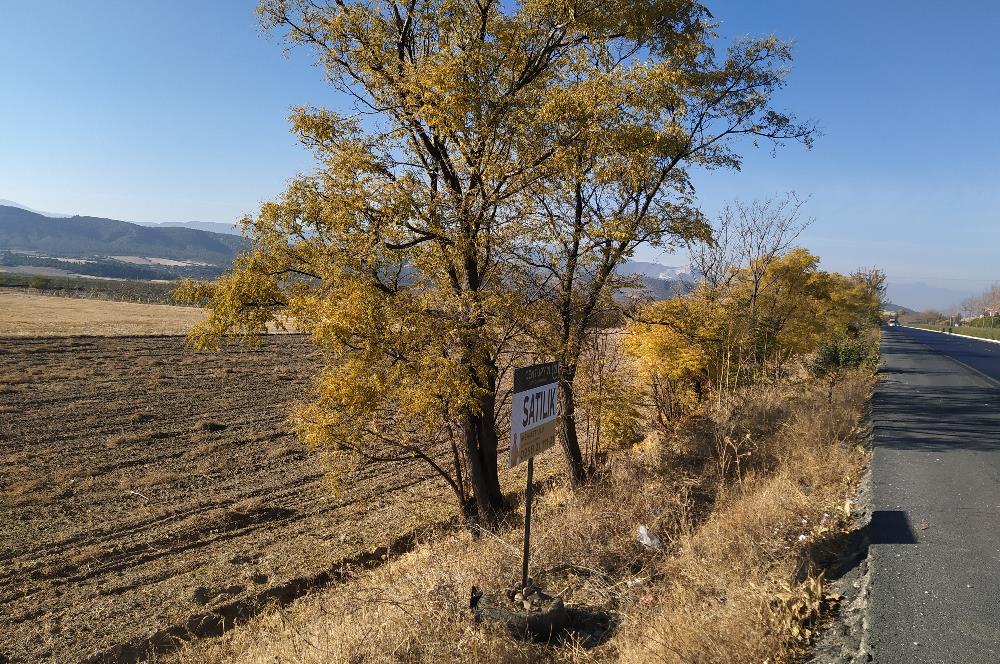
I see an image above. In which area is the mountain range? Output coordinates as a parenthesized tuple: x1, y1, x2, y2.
(0, 199, 70, 218)
(0, 201, 695, 291)
(0, 205, 247, 279)
(882, 302, 914, 314)
(135, 220, 242, 235)
(618, 260, 694, 282)
(0, 201, 933, 311)
(0, 199, 241, 235)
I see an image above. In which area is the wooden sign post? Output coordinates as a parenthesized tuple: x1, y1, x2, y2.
(509, 361, 559, 590)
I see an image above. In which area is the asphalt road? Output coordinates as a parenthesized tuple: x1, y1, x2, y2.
(869, 326, 1000, 662)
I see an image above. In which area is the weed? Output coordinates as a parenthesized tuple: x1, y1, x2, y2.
(193, 420, 227, 433)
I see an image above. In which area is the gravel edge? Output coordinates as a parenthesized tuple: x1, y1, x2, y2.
(807, 400, 875, 663)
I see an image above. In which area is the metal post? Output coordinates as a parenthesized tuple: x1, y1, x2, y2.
(521, 457, 534, 590)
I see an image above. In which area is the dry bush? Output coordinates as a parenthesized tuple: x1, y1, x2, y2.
(619, 375, 869, 664)
(193, 420, 228, 433)
(171, 372, 871, 664)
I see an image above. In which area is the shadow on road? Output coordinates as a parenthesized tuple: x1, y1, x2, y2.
(868, 510, 917, 545)
(872, 384, 1000, 452)
(873, 339, 1000, 453)
(804, 509, 917, 593)
(890, 326, 1000, 383)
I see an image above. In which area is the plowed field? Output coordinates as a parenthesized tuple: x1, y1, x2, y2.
(0, 336, 450, 663)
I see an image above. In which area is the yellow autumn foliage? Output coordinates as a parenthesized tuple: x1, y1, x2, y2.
(627, 249, 882, 417)
(178, 0, 816, 516)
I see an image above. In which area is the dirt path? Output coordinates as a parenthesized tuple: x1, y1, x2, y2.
(0, 336, 451, 663)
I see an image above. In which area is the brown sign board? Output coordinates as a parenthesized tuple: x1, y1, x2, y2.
(508, 362, 559, 468)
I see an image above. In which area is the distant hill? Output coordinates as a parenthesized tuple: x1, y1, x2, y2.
(885, 282, 976, 313)
(0, 205, 247, 266)
(0, 199, 70, 218)
(618, 260, 695, 299)
(620, 260, 694, 281)
(882, 302, 914, 314)
(638, 275, 692, 299)
(136, 220, 241, 236)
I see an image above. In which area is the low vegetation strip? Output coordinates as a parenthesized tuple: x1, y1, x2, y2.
(908, 324, 1000, 341)
(172, 372, 873, 664)
(0, 272, 182, 304)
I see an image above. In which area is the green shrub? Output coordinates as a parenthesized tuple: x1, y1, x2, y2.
(811, 334, 879, 377)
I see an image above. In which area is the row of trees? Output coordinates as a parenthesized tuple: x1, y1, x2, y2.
(1, 271, 181, 303)
(627, 199, 884, 421)
(181, 0, 821, 523)
(961, 284, 1000, 318)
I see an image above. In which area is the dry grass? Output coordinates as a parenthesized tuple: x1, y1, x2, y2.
(132, 469, 185, 489)
(105, 430, 150, 448)
(3, 477, 47, 506)
(170, 372, 872, 664)
(66, 544, 104, 570)
(0, 288, 207, 336)
(194, 456, 224, 476)
(265, 441, 304, 461)
(5, 467, 97, 506)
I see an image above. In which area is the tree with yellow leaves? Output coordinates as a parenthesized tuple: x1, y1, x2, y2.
(512, 37, 815, 482)
(180, 0, 814, 520)
(628, 224, 884, 419)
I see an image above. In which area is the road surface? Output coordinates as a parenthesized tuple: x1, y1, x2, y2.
(869, 326, 1000, 662)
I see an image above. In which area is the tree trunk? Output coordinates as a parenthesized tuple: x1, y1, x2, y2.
(557, 364, 587, 486)
(475, 392, 504, 506)
(461, 412, 503, 522)
(458, 350, 505, 524)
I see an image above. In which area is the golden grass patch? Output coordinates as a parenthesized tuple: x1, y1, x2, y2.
(0, 289, 206, 337)
(171, 372, 871, 664)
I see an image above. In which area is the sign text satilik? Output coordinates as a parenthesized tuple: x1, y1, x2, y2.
(509, 361, 559, 591)
(508, 361, 559, 468)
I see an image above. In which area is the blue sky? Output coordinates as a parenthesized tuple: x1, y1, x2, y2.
(2, 1, 998, 308)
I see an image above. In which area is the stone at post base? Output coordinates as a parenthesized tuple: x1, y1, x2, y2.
(473, 587, 570, 642)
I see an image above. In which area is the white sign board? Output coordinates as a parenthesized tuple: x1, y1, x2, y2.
(508, 362, 559, 468)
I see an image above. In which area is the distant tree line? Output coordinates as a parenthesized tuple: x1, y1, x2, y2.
(0, 251, 227, 281)
(0, 271, 184, 304)
(961, 284, 1000, 320)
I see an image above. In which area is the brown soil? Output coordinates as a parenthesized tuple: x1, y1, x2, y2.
(0, 335, 452, 663)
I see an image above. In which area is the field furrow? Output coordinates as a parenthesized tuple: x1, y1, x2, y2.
(0, 335, 451, 663)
